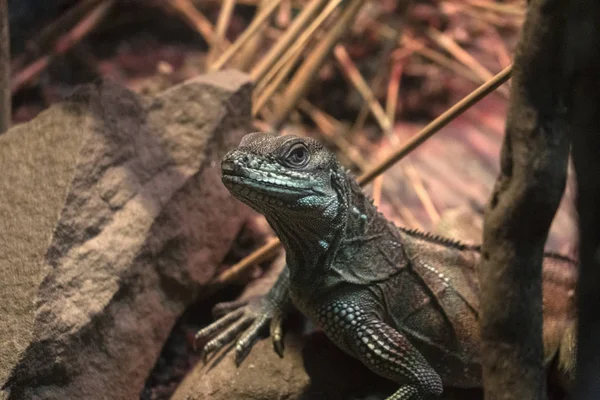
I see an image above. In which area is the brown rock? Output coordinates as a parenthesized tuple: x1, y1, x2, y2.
(0, 70, 253, 400)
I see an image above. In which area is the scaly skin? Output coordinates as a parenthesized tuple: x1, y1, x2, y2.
(195, 133, 578, 399)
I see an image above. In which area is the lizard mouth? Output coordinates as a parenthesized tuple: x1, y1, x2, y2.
(222, 173, 309, 194)
(222, 158, 318, 191)
(221, 167, 319, 208)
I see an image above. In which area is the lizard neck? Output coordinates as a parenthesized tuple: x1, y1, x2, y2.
(270, 170, 381, 294)
(343, 178, 383, 235)
(265, 213, 341, 271)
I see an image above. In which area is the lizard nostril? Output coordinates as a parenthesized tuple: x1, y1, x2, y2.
(221, 160, 236, 173)
(241, 155, 250, 163)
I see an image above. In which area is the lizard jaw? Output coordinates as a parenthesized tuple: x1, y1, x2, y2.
(221, 155, 326, 211)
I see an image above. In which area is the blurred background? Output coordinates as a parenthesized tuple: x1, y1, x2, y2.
(2, 1, 577, 398)
(5, 0, 575, 247)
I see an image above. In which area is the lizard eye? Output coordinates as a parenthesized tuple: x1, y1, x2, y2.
(284, 143, 310, 168)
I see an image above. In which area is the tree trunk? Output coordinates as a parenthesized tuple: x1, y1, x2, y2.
(480, 1, 570, 399)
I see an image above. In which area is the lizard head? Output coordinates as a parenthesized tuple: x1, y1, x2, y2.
(221, 132, 343, 216)
(221, 133, 352, 252)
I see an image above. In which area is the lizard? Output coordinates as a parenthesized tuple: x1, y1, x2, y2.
(195, 132, 578, 400)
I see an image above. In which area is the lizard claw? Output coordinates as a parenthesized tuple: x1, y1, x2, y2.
(270, 310, 285, 358)
(272, 336, 284, 358)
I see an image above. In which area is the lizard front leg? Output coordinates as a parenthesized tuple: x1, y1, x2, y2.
(314, 299, 443, 400)
(195, 265, 292, 364)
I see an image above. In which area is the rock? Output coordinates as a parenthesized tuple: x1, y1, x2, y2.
(0, 70, 253, 400)
(176, 329, 396, 400)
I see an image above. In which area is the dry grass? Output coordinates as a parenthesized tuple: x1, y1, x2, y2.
(6, 0, 525, 281)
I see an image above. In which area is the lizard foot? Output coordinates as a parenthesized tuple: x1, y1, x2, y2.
(195, 296, 286, 365)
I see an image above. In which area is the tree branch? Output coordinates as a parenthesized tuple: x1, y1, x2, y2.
(480, 0, 570, 398)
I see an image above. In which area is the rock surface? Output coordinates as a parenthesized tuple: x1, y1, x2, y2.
(0, 70, 253, 400)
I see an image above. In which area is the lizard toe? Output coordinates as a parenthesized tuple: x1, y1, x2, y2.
(212, 299, 249, 319)
(202, 315, 254, 362)
(234, 314, 270, 365)
(195, 308, 245, 347)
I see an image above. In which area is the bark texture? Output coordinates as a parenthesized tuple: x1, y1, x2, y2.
(479, 1, 570, 399)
